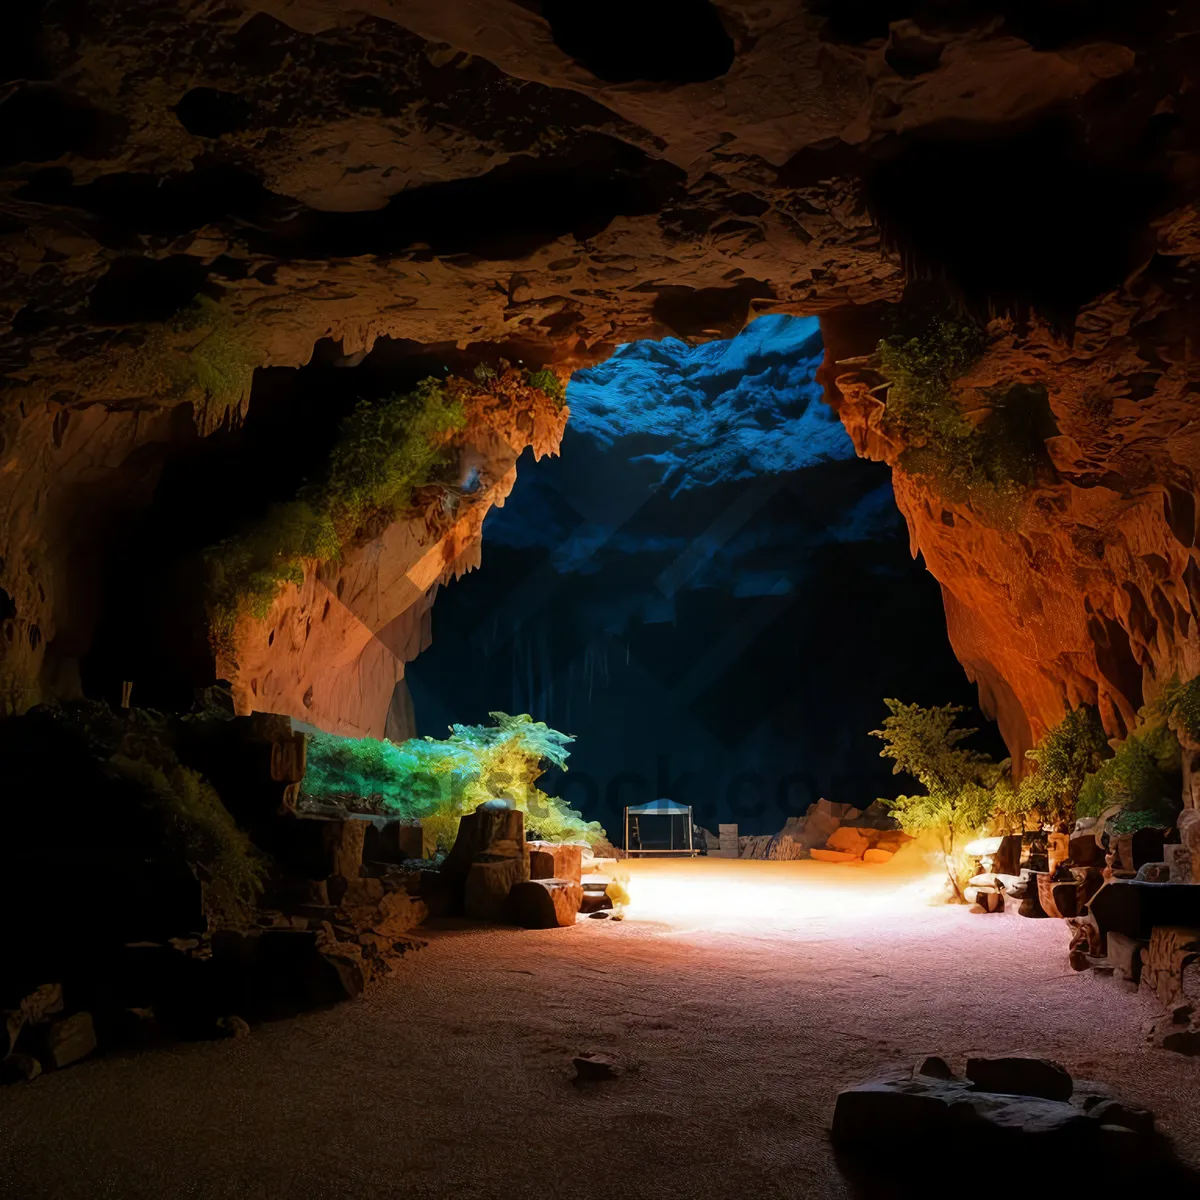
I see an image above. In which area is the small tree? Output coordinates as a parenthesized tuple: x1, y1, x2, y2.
(870, 699, 1002, 900)
(1021, 705, 1108, 829)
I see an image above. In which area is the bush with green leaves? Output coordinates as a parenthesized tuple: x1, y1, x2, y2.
(24, 701, 265, 927)
(1158, 674, 1200, 746)
(871, 698, 1020, 898)
(874, 313, 1049, 525)
(526, 367, 566, 405)
(1077, 711, 1181, 831)
(1020, 705, 1108, 828)
(302, 711, 605, 850)
(204, 379, 465, 653)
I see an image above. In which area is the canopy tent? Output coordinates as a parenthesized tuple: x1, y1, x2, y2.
(624, 799, 696, 856)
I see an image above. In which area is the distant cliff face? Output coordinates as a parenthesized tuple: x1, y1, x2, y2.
(825, 224, 1200, 764)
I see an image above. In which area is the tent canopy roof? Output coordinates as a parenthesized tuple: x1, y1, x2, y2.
(626, 799, 691, 815)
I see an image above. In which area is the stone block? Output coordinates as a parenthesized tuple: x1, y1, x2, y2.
(716, 823, 739, 858)
(464, 857, 527, 922)
(363, 819, 427, 865)
(528, 842, 584, 883)
(509, 878, 583, 928)
(40, 1012, 96, 1070)
(826, 827, 869, 857)
(810, 848, 860, 863)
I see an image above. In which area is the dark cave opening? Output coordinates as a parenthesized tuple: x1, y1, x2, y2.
(405, 316, 1005, 838)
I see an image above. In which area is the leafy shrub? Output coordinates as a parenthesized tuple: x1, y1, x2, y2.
(302, 712, 605, 849)
(320, 379, 466, 537)
(1078, 712, 1181, 829)
(526, 367, 566, 405)
(1159, 674, 1200, 745)
(871, 698, 1018, 897)
(1020, 705, 1108, 828)
(874, 313, 1048, 525)
(111, 754, 265, 927)
(23, 700, 265, 927)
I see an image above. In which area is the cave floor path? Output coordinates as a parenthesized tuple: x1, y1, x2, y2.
(5, 859, 1200, 1199)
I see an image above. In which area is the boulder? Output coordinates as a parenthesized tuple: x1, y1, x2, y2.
(529, 841, 583, 883)
(965, 1055, 1072, 1101)
(863, 848, 894, 865)
(810, 848, 860, 863)
(826, 827, 870, 858)
(831, 1064, 1142, 1183)
(39, 1012, 96, 1070)
(509, 878, 583, 928)
(1, 1053, 42, 1084)
(363, 819, 427, 865)
(464, 856, 528, 922)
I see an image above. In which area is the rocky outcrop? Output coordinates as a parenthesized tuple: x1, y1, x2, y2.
(827, 258, 1200, 763)
(2, 1, 1198, 743)
(219, 375, 567, 736)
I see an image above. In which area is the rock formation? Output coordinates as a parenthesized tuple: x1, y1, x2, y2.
(1, 2, 1198, 762)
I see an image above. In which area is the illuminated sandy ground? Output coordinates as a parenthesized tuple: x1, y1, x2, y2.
(5, 858, 1200, 1199)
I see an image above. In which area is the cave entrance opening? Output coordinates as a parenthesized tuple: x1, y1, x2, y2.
(404, 314, 1001, 846)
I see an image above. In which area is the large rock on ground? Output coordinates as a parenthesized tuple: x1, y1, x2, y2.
(509, 879, 583, 928)
(832, 1059, 1162, 1184)
(528, 842, 583, 883)
(464, 857, 529, 923)
(826, 827, 870, 858)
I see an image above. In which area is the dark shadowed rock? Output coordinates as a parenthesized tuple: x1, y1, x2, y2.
(966, 1055, 1073, 1101)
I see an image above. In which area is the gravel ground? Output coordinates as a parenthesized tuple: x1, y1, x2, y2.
(4, 858, 1200, 1199)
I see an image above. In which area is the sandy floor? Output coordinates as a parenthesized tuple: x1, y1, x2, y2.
(5, 857, 1200, 1199)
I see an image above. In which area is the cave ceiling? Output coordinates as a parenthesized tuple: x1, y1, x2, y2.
(2, 1, 1200, 758)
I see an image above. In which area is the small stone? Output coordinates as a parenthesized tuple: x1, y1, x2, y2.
(1088, 1099, 1154, 1135)
(863, 848, 894, 864)
(574, 1053, 621, 1081)
(217, 1015, 251, 1039)
(1, 1053, 42, 1084)
(915, 1055, 956, 1080)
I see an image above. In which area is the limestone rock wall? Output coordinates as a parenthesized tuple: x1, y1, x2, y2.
(218, 380, 568, 737)
(825, 213, 1200, 766)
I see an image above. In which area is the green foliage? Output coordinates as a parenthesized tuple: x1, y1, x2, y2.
(176, 297, 259, 425)
(1158, 674, 1200, 744)
(110, 754, 265, 927)
(320, 379, 466, 536)
(875, 314, 1046, 525)
(35, 701, 265, 927)
(526, 367, 566, 405)
(1078, 712, 1181, 831)
(871, 698, 1016, 898)
(302, 712, 605, 850)
(1021, 705, 1108, 827)
(204, 501, 339, 653)
(204, 379, 465, 653)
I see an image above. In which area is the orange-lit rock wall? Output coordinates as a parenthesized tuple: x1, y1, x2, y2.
(216, 379, 567, 738)
(826, 212, 1200, 768)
